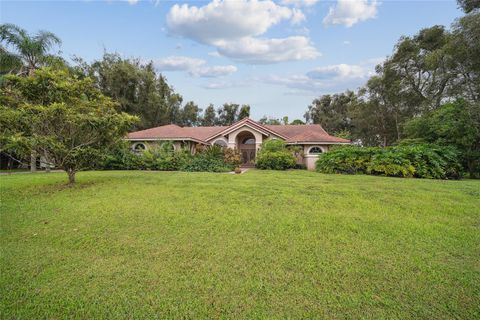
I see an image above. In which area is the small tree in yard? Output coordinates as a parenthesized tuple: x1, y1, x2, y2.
(0, 68, 137, 184)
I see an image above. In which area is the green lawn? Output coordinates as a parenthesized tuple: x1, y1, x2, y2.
(1, 170, 479, 319)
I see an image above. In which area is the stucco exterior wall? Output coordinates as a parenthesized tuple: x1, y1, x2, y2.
(301, 145, 329, 171)
(227, 125, 264, 150)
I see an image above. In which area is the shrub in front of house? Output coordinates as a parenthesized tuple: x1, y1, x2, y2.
(315, 146, 374, 175)
(101, 141, 145, 170)
(316, 144, 462, 179)
(180, 145, 233, 172)
(223, 147, 241, 169)
(102, 142, 237, 172)
(255, 140, 297, 170)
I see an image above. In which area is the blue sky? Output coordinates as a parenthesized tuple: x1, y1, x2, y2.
(1, 0, 462, 120)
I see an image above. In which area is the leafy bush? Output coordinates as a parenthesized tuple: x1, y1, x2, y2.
(316, 144, 462, 179)
(223, 147, 241, 168)
(255, 140, 296, 170)
(101, 141, 144, 170)
(315, 146, 375, 174)
(367, 151, 415, 177)
(181, 145, 232, 172)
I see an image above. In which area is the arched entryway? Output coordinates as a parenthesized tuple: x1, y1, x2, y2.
(237, 131, 256, 166)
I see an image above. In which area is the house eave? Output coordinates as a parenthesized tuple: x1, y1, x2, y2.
(125, 137, 209, 144)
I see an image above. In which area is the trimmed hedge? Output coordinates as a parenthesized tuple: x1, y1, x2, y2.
(255, 140, 297, 170)
(316, 144, 462, 179)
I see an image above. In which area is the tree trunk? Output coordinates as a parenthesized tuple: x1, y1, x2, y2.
(44, 152, 51, 173)
(67, 169, 76, 184)
(468, 160, 479, 179)
(30, 151, 37, 172)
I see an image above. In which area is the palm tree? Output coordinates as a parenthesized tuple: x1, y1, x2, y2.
(0, 23, 62, 76)
(1, 24, 62, 172)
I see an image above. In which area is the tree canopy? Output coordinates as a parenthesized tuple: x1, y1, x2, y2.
(0, 23, 64, 76)
(0, 68, 137, 183)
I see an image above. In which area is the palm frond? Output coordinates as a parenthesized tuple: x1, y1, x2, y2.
(34, 31, 62, 53)
(0, 45, 22, 75)
(0, 23, 26, 47)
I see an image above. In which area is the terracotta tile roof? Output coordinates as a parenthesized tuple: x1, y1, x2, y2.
(127, 120, 350, 144)
(127, 124, 227, 142)
(265, 124, 350, 143)
(204, 117, 288, 141)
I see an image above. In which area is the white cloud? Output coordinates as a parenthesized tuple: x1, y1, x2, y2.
(323, 0, 379, 27)
(262, 59, 383, 94)
(190, 65, 238, 77)
(167, 0, 298, 44)
(208, 51, 221, 57)
(166, 0, 319, 64)
(153, 56, 206, 71)
(126, 0, 139, 4)
(343, 40, 351, 45)
(202, 80, 250, 90)
(153, 55, 238, 78)
(306, 64, 367, 80)
(291, 8, 306, 24)
(281, 0, 319, 7)
(216, 36, 319, 64)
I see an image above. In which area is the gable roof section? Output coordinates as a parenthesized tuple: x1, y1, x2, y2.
(205, 117, 288, 141)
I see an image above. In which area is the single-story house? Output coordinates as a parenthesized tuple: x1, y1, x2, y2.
(126, 117, 350, 170)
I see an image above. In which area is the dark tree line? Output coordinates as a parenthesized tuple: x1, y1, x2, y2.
(74, 53, 250, 129)
(304, 4, 480, 176)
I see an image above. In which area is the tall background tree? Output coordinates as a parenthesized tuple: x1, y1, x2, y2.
(457, 0, 480, 13)
(201, 104, 217, 126)
(304, 91, 355, 135)
(78, 53, 184, 130)
(302, 4, 479, 176)
(405, 99, 480, 178)
(0, 23, 63, 76)
(0, 23, 64, 172)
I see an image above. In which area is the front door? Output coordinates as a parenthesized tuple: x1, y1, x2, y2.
(241, 148, 256, 166)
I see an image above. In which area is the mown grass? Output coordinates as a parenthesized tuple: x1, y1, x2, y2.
(1, 170, 479, 319)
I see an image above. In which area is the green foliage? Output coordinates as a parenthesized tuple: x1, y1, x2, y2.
(258, 116, 281, 125)
(101, 141, 144, 170)
(238, 104, 250, 121)
(223, 147, 241, 168)
(201, 104, 216, 126)
(405, 99, 480, 178)
(304, 91, 355, 133)
(305, 13, 480, 152)
(290, 119, 305, 125)
(0, 23, 63, 76)
(457, 0, 480, 13)
(256, 140, 296, 170)
(215, 103, 251, 125)
(259, 139, 287, 152)
(367, 151, 416, 178)
(316, 146, 375, 175)
(0, 68, 137, 183)
(180, 145, 232, 172)
(78, 53, 184, 130)
(316, 144, 462, 179)
(103, 143, 234, 173)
